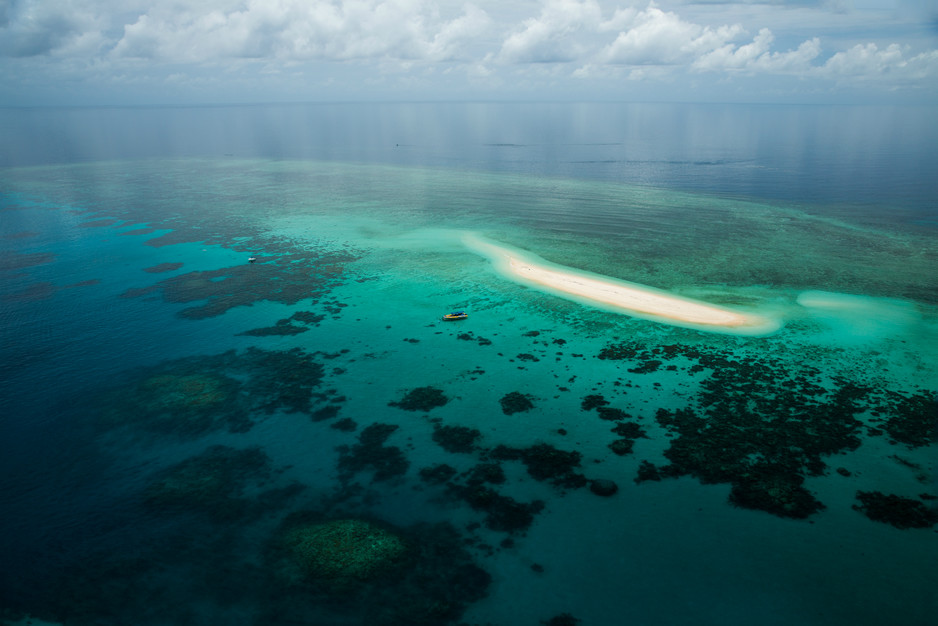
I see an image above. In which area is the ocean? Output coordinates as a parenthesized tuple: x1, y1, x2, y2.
(0, 102, 936, 626)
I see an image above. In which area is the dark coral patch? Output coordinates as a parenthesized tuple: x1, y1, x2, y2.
(239, 310, 326, 337)
(144, 262, 184, 273)
(94, 347, 324, 436)
(432, 425, 482, 454)
(66, 279, 100, 288)
(590, 340, 914, 519)
(331, 417, 358, 432)
(881, 391, 937, 448)
(853, 491, 938, 529)
(628, 360, 662, 374)
(465, 462, 506, 485)
(729, 472, 825, 519)
(79, 219, 118, 228)
(457, 332, 492, 346)
(389, 386, 449, 412)
(122, 249, 353, 319)
(2, 230, 40, 240)
(451, 484, 545, 533)
(144, 445, 276, 521)
(337, 423, 409, 482)
(3, 281, 56, 302)
(608, 439, 635, 456)
(635, 460, 662, 483)
(596, 407, 630, 421)
(580, 394, 608, 411)
(499, 391, 535, 415)
(311, 404, 341, 421)
(489, 443, 586, 489)
(268, 513, 490, 625)
(419, 464, 458, 484)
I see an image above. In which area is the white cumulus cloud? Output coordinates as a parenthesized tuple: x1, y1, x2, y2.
(109, 0, 490, 64)
(597, 5, 744, 66)
(818, 42, 938, 84)
(693, 28, 821, 74)
(497, 0, 602, 63)
(1, 0, 937, 103)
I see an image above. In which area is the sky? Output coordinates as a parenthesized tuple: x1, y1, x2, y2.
(1, 0, 937, 105)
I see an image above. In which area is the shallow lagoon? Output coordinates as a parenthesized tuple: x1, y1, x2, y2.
(1, 103, 936, 626)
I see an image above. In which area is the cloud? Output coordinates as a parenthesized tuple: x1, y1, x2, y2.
(497, 0, 602, 63)
(598, 5, 744, 65)
(1, 0, 937, 102)
(0, 0, 107, 57)
(427, 4, 492, 61)
(693, 28, 821, 74)
(109, 0, 490, 63)
(818, 42, 938, 83)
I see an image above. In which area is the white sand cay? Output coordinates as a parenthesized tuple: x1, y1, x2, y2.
(462, 233, 781, 336)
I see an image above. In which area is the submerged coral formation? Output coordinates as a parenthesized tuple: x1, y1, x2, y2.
(281, 517, 407, 582)
(122, 249, 356, 319)
(94, 347, 326, 436)
(144, 445, 276, 520)
(489, 443, 587, 489)
(599, 340, 932, 519)
(389, 386, 449, 412)
(337, 423, 410, 482)
(238, 310, 326, 337)
(268, 513, 490, 624)
(853, 491, 938, 529)
(499, 391, 535, 415)
(432, 424, 482, 453)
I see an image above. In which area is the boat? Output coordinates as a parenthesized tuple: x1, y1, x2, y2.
(441, 311, 468, 321)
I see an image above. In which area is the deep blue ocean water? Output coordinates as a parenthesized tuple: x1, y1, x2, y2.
(0, 103, 936, 626)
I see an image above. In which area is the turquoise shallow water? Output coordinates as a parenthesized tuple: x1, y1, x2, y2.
(0, 104, 937, 626)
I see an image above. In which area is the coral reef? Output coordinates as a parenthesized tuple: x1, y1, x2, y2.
(280, 517, 408, 583)
(337, 423, 410, 482)
(0, 250, 55, 272)
(581, 394, 609, 410)
(94, 347, 326, 436)
(489, 443, 587, 489)
(389, 386, 449, 412)
(499, 391, 535, 415)
(143, 262, 183, 273)
(144, 445, 278, 521)
(457, 331, 493, 346)
(608, 420, 647, 456)
(590, 479, 618, 496)
(729, 473, 825, 519)
(331, 417, 358, 432)
(853, 491, 938, 529)
(419, 464, 458, 484)
(238, 310, 326, 337)
(419, 462, 540, 533)
(451, 484, 545, 533)
(464, 463, 506, 485)
(608, 439, 635, 456)
(880, 391, 937, 448)
(122, 248, 356, 319)
(267, 514, 490, 625)
(635, 460, 663, 483)
(432, 424, 482, 453)
(592, 340, 937, 519)
(594, 340, 878, 518)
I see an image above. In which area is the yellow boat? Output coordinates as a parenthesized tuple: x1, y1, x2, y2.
(441, 311, 468, 321)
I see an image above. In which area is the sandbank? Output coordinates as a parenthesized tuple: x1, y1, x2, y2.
(462, 233, 780, 335)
